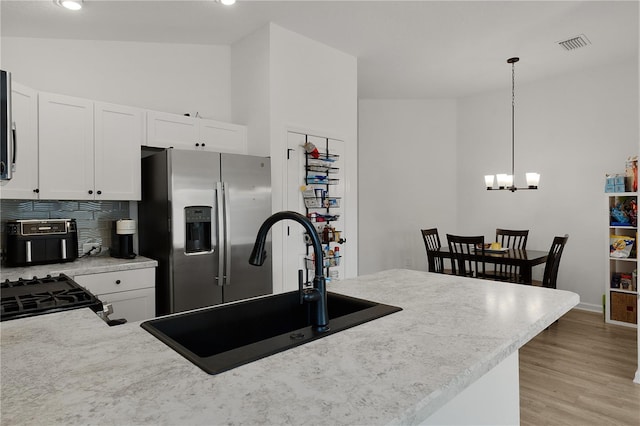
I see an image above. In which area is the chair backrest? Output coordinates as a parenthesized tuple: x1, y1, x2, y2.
(495, 228, 529, 279)
(421, 228, 444, 273)
(495, 228, 529, 249)
(446, 234, 485, 278)
(542, 235, 569, 288)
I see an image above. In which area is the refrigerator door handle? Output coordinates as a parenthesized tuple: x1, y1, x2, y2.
(222, 181, 232, 286)
(216, 181, 225, 287)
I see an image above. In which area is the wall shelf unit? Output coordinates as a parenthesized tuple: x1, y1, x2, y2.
(605, 192, 638, 328)
(302, 137, 345, 286)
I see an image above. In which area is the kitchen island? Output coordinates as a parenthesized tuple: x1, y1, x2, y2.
(0, 269, 578, 425)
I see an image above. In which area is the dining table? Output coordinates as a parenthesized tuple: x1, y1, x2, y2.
(433, 247, 549, 285)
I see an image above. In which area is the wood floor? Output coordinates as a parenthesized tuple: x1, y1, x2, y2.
(519, 309, 639, 425)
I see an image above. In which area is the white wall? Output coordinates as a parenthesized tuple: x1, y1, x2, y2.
(1, 37, 231, 121)
(269, 24, 358, 286)
(457, 60, 639, 311)
(358, 99, 458, 274)
(231, 26, 271, 156)
(232, 24, 358, 292)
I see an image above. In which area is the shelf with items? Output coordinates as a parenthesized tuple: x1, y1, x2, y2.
(303, 196, 341, 209)
(605, 191, 638, 327)
(306, 164, 339, 174)
(305, 254, 341, 270)
(306, 152, 339, 163)
(303, 226, 344, 245)
(301, 137, 345, 285)
(305, 176, 340, 185)
(306, 212, 340, 223)
(609, 265, 637, 293)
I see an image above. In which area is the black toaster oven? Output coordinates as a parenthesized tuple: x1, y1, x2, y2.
(5, 219, 79, 266)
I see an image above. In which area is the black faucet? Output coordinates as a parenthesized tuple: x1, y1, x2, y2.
(249, 211, 329, 332)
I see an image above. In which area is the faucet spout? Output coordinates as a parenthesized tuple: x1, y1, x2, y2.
(249, 211, 329, 332)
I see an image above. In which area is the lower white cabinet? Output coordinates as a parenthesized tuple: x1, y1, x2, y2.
(74, 268, 156, 323)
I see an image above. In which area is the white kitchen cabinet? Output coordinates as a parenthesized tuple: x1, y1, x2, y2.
(198, 119, 247, 154)
(0, 83, 39, 199)
(146, 110, 247, 154)
(94, 102, 143, 200)
(38, 92, 94, 200)
(73, 268, 156, 323)
(38, 92, 143, 200)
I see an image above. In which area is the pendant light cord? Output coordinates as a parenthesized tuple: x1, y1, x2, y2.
(511, 59, 516, 182)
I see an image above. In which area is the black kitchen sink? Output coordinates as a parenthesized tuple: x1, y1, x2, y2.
(141, 291, 401, 374)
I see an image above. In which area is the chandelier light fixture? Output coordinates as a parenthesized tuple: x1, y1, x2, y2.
(484, 57, 540, 192)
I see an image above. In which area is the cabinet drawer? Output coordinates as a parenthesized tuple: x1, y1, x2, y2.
(610, 291, 638, 324)
(74, 268, 154, 296)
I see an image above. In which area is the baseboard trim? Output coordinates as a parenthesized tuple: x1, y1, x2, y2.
(574, 302, 602, 313)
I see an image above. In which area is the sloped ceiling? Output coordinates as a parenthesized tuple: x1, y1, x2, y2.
(2, 0, 638, 98)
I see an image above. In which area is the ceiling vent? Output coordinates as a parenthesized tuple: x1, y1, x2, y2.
(557, 34, 591, 51)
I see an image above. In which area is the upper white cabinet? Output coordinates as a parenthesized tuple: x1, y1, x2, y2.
(94, 102, 143, 200)
(146, 110, 247, 154)
(0, 83, 39, 199)
(38, 92, 143, 200)
(38, 92, 94, 200)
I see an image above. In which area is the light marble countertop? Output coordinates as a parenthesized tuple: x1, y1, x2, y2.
(0, 255, 158, 281)
(0, 269, 579, 425)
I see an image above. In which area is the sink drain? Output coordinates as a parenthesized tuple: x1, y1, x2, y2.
(289, 332, 305, 340)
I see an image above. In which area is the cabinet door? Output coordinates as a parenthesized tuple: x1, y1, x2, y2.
(198, 119, 247, 154)
(0, 83, 39, 199)
(38, 92, 94, 200)
(98, 287, 156, 323)
(74, 268, 156, 322)
(145, 110, 197, 149)
(94, 102, 143, 200)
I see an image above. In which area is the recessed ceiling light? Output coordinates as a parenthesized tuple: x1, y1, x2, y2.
(55, 0, 83, 11)
(219, 0, 236, 5)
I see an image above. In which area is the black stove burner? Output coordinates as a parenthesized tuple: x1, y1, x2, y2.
(1, 274, 103, 321)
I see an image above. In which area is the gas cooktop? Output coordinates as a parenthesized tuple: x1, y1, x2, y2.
(0, 274, 103, 321)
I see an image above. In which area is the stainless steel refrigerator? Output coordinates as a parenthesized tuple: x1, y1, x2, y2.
(139, 148, 272, 316)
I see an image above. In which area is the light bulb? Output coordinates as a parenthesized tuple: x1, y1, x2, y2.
(496, 174, 508, 189)
(526, 172, 540, 189)
(56, 0, 82, 10)
(484, 175, 495, 189)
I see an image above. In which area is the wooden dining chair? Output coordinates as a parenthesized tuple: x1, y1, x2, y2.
(492, 228, 530, 282)
(446, 234, 485, 278)
(421, 228, 446, 273)
(533, 235, 569, 289)
(496, 228, 529, 249)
